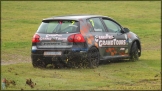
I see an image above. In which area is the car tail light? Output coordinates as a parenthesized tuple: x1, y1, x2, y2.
(68, 34, 75, 42)
(32, 34, 40, 43)
(68, 34, 85, 42)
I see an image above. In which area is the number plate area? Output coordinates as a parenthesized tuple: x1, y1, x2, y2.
(44, 51, 62, 56)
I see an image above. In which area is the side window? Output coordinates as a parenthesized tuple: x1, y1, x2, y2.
(88, 18, 106, 32)
(86, 20, 94, 32)
(103, 19, 121, 33)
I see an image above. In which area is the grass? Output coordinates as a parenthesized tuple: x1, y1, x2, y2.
(1, 53, 161, 90)
(1, 1, 161, 90)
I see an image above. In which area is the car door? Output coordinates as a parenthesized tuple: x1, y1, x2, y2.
(86, 17, 110, 59)
(101, 18, 129, 58)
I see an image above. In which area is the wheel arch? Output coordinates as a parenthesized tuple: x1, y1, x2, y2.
(130, 40, 141, 57)
(88, 45, 99, 52)
(88, 45, 101, 59)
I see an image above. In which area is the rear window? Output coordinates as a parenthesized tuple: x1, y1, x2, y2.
(37, 20, 79, 34)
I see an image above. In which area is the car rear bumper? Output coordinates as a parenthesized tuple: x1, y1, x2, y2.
(31, 48, 89, 66)
(31, 46, 88, 58)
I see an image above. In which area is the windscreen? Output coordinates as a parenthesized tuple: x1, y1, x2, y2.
(37, 20, 79, 34)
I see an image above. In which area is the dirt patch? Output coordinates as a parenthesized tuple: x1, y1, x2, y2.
(1, 58, 31, 65)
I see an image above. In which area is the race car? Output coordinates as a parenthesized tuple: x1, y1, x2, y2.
(31, 15, 141, 68)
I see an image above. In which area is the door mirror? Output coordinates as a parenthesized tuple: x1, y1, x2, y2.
(123, 27, 130, 33)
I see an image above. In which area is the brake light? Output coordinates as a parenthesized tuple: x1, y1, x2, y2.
(32, 34, 40, 43)
(68, 34, 85, 42)
(74, 34, 85, 42)
(68, 34, 75, 42)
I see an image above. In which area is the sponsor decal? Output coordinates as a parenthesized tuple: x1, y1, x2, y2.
(94, 29, 102, 32)
(95, 34, 126, 47)
(90, 19, 94, 26)
(40, 37, 67, 41)
(125, 34, 132, 43)
(119, 48, 127, 56)
(119, 51, 125, 56)
(69, 24, 78, 27)
(95, 35, 99, 42)
(87, 34, 94, 45)
(98, 39, 126, 47)
(120, 48, 125, 50)
(95, 42, 98, 48)
(46, 34, 62, 37)
(125, 34, 128, 39)
(105, 48, 117, 56)
(95, 34, 114, 42)
(126, 38, 132, 43)
(79, 19, 92, 36)
(57, 37, 67, 41)
(129, 38, 132, 43)
(80, 24, 92, 36)
(40, 34, 67, 41)
(71, 21, 75, 25)
(127, 34, 132, 43)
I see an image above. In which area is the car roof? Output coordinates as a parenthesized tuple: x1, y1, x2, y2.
(42, 14, 110, 21)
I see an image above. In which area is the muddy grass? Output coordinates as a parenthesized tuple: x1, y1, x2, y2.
(1, 57, 31, 65)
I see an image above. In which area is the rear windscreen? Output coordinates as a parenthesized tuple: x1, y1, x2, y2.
(37, 20, 79, 34)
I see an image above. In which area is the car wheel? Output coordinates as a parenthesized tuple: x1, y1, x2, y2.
(31, 55, 47, 68)
(130, 42, 139, 61)
(87, 47, 100, 68)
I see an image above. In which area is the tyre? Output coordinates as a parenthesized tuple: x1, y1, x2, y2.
(31, 55, 47, 68)
(130, 42, 139, 61)
(87, 47, 100, 68)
